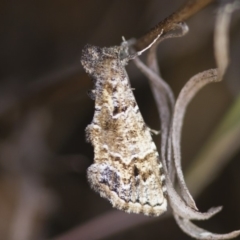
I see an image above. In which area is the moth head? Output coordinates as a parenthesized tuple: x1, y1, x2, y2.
(81, 44, 102, 74)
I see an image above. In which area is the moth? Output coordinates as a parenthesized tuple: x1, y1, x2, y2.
(81, 37, 167, 216)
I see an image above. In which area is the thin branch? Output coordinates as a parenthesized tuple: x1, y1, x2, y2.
(134, 0, 216, 51)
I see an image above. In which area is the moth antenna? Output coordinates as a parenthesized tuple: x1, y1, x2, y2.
(124, 29, 163, 62)
(136, 29, 163, 56)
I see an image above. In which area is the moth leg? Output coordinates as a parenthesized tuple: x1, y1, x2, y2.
(147, 127, 160, 135)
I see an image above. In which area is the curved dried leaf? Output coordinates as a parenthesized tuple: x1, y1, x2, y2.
(171, 69, 218, 209)
(174, 214, 240, 239)
(171, 2, 240, 237)
(133, 51, 221, 222)
(164, 169, 222, 220)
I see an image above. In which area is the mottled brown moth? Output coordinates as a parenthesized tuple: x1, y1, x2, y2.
(81, 37, 167, 216)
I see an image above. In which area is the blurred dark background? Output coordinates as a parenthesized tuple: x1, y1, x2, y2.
(0, 0, 240, 239)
